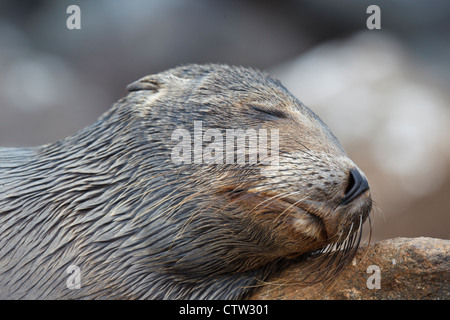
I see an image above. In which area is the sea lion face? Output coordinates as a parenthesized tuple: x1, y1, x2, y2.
(128, 64, 372, 272)
(203, 77, 372, 259)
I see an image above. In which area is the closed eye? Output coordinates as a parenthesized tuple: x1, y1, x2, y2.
(250, 105, 288, 119)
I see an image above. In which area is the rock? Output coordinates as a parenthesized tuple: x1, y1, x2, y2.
(250, 237, 449, 300)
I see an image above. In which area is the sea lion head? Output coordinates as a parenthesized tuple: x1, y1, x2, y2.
(124, 64, 372, 278)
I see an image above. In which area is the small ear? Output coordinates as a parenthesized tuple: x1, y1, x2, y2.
(126, 75, 162, 92)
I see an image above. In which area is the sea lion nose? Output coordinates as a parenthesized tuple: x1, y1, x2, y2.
(342, 168, 369, 205)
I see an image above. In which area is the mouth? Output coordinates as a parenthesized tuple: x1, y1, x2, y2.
(262, 193, 329, 241)
(228, 185, 370, 241)
(222, 182, 370, 246)
(220, 185, 372, 276)
(226, 188, 329, 242)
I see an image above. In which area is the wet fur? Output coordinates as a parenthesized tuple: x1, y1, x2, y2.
(0, 64, 371, 299)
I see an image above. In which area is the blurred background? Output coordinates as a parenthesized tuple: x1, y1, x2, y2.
(0, 0, 449, 242)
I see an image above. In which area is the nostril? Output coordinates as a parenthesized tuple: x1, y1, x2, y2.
(342, 168, 369, 205)
(344, 170, 356, 196)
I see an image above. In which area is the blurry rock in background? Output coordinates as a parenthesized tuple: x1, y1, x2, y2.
(0, 0, 449, 241)
(0, 0, 314, 147)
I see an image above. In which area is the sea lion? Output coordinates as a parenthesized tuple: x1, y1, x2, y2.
(0, 64, 372, 299)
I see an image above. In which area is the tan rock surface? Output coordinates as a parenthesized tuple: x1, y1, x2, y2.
(251, 237, 449, 300)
